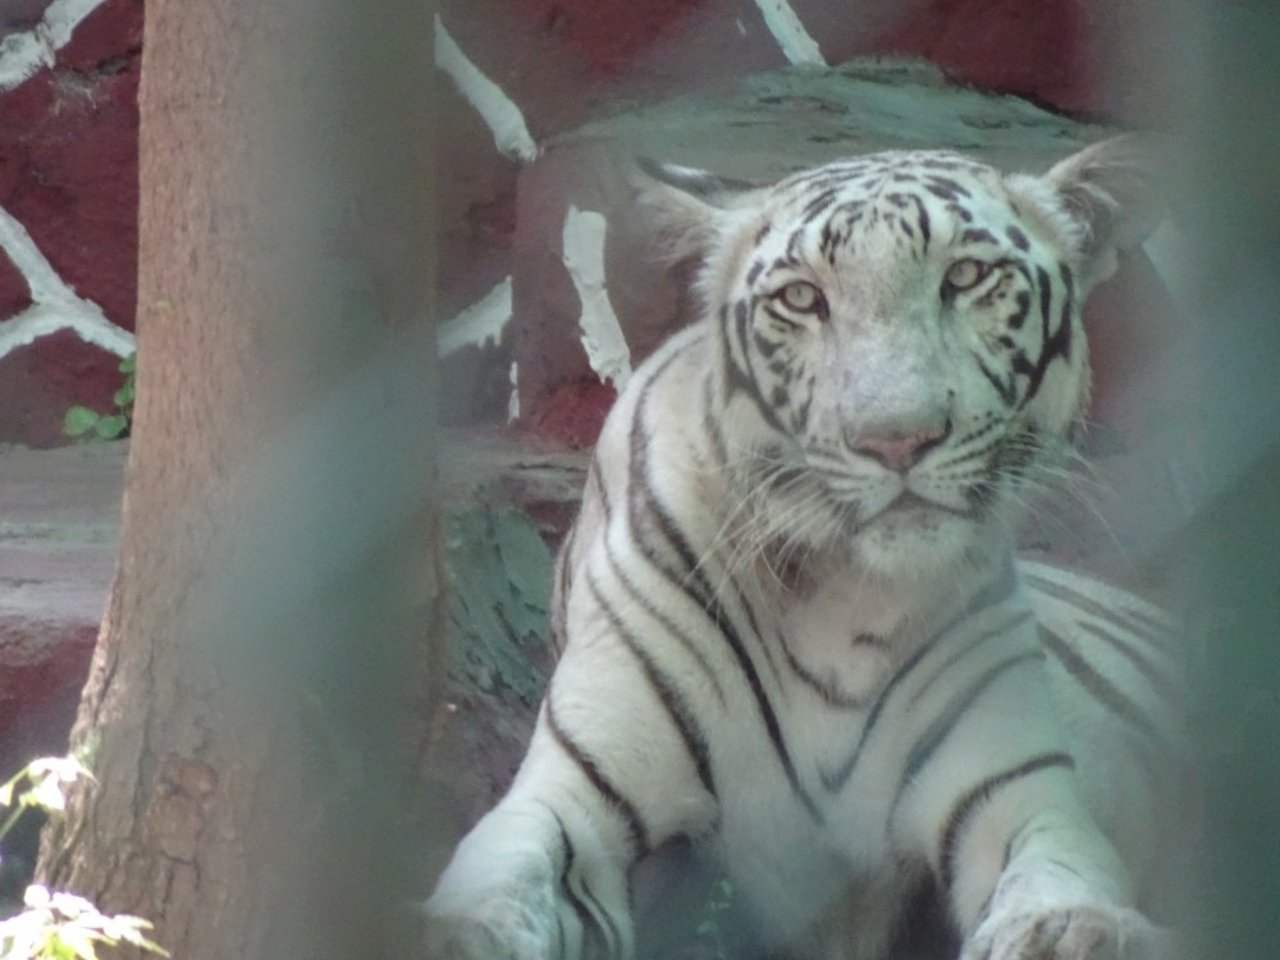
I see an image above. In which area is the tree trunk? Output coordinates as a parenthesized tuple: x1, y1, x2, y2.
(36, 2, 439, 958)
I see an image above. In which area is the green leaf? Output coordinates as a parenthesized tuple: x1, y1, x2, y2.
(113, 381, 135, 408)
(493, 508, 553, 597)
(445, 508, 551, 707)
(62, 407, 101, 438)
(118, 353, 135, 374)
(93, 415, 128, 440)
(42, 931, 79, 960)
(54, 928, 101, 960)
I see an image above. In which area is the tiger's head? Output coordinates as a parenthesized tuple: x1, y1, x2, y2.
(639, 138, 1160, 580)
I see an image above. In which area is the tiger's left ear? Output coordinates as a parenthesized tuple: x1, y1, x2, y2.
(631, 159, 764, 264)
(1010, 135, 1165, 289)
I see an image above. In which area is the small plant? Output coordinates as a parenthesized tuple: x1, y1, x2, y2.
(0, 758, 92, 840)
(63, 353, 135, 441)
(1, 887, 166, 960)
(0, 757, 167, 960)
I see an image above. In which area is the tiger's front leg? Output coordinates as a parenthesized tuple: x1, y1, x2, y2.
(425, 639, 720, 960)
(424, 714, 638, 960)
(956, 814, 1177, 960)
(425, 785, 628, 959)
(891, 637, 1177, 960)
(425, 729, 636, 959)
(942, 762, 1173, 960)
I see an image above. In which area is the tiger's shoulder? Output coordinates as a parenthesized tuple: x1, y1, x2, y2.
(592, 322, 717, 483)
(1020, 557, 1187, 732)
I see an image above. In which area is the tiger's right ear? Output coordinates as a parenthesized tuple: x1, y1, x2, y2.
(1007, 135, 1165, 290)
(631, 158, 762, 263)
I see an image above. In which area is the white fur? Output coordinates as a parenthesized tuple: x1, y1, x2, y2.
(426, 141, 1183, 960)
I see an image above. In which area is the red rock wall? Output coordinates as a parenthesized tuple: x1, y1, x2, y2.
(0, 0, 1165, 444)
(0, 0, 1191, 873)
(0, 0, 141, 447)
(436, 0, 1173, 427)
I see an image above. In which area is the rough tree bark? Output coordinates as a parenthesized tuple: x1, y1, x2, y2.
(35, 2, 439, 958)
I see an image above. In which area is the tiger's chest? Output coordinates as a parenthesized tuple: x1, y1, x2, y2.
(707, 680, 914, 950)
(701, 565, 1031, 939)
(745, 561, 981, 769)
(697, 579, 920, 915)
(772, 571, 916, 707)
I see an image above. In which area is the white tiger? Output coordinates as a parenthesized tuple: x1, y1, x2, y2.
(425, 137, 1188, 960)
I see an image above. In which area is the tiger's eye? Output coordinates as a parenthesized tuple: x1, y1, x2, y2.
(943, 259, 991, 291)
(776, 281, 824, 314)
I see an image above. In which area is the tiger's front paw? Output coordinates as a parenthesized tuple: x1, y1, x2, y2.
(424, 898, 560, 960)
(962, 901, 1175, 960)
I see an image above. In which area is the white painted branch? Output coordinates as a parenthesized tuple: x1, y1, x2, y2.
(507, 361, 520, 423)
(0, 204, 73, 306)
(752, 0, 826, 67)
(0, 204, 133, 360)
(0, 301, 134, 359)
(437, 276, 512, 356)
(434, 14, 538, 163)
(562, 206, 630, 391)
(0, 0, 111, 94)
(0, 0, 134, 365)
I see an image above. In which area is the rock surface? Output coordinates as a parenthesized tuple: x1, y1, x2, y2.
(0, 433, 590, 885)
(0, 41, 1198, 862)
(0, 417, 1195, 951)
(511, 57, 1183, 431)
(0, 396, 1194, 789)
(1, 2, 1177, 442)
(0, 441, 125, 777)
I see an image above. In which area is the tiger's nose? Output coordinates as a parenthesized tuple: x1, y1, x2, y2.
(847, 420, 951, 472)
